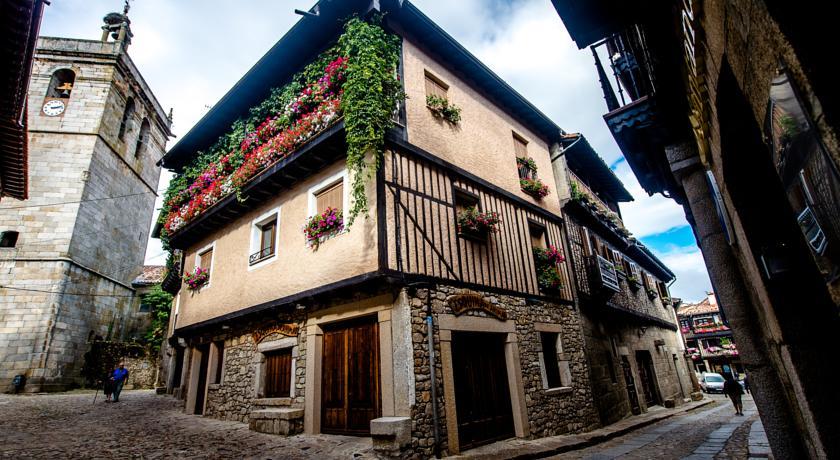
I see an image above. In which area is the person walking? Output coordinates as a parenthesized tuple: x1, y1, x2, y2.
(743, 373, 750, 394)
(110, 362, 130, 403)
(724, 373, 745, 415)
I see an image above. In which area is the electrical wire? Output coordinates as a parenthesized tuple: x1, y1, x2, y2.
(0, 187, 167, 210)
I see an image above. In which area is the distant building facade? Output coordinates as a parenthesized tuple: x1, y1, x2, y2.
(551, 133, 696, 425)
(0, 11, 171, 392)
(677, 293, 741, 377)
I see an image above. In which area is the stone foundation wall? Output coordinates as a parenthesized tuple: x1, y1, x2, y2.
(198, 310, 307, 422)
(124, 355, 158, 389)
(580, 309, 693, 425)
(406, 285, 599, 457)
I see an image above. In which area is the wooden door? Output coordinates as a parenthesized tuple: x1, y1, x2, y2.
(321, 316, 380, 435)
(452, 332, 515, 450)
(194, 344, 210, 415)
(264, 349, 292, 398)
(621, 355, 641, 415)
(635, 351, 660, 407)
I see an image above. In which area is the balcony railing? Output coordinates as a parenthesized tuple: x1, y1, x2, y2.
(249, 246, 275, 265)
(568, 171, 620, 223)
(590, 25, 656, 112)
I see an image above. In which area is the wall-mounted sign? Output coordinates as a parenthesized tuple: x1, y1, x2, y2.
(447, 293, 507, 320)
(252, 323, 299, 344)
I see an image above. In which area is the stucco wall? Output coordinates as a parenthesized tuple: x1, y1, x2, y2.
(401, 39, 562, 216)
(175, 159, 379, 328)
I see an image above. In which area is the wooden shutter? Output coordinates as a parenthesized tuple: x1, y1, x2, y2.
(513, 133, 528, 157)
(425, 71, 448, 98)
(581, 228, 593, 256)
(264, 348, 292, 398)
(199, 247, 213, 279)
(316, 181, 343, 214)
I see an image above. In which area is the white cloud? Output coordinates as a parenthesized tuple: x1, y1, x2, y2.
(650, 244, 713, 303)
(38, 0, 712, 298)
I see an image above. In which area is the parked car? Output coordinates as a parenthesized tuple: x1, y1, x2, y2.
(700, 372, 725, 393)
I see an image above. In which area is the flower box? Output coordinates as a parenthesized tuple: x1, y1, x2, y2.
(304, 207, 345, 249)
(533, 245, 566, 294)
(520, 178, 550, 199)
(456, 206, 500, 241)
(426, 95, 461, 124)
(183, 266, 209, 291)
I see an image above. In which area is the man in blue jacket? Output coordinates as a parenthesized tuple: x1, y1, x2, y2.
(110, 362, 130, 402)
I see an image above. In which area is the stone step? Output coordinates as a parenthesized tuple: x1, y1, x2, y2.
(248, 408, 304, 436)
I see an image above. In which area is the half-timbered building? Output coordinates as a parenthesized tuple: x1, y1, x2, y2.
(551, 134, 697, 426)
(159, 1, 606, 456)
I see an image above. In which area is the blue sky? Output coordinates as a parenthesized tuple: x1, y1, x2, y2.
(39, 0, 712, 302)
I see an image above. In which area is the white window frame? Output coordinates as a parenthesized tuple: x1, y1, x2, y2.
(195, 241, 216, 291)
(248, 207, 281, 271)
(307, 169, 349, 218)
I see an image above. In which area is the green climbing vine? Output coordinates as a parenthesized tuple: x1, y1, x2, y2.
(339, 16, 404, 223)
(158, 16, 402, 252)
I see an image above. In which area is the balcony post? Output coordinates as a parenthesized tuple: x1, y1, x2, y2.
(591, 45, 620, 111)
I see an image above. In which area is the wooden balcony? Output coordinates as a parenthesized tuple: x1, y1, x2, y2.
(587, 254, 620, 293)
(382, 141, 575, 302)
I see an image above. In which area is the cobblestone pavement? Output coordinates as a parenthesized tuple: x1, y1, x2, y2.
(553, 394, 760, 460)
(0, 390, 372, 459)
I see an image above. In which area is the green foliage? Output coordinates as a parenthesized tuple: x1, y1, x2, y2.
(141, 285, 174, 352)
(339, 17, 404, 224)
(426, 95, 462, 124)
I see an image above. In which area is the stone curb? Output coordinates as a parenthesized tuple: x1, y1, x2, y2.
(454, 399, 715, 460)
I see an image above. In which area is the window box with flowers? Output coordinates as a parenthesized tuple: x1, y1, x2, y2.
(426, 95, 461, 125)
(183, 267, 210, 292)
(456, 206, 500, 242)
(520, 177, 550, 200)
(516, 156, 537, 180)
(628, 275, 641, 290)
(533, 245, 566, 294)
(304, 207, 345, 249)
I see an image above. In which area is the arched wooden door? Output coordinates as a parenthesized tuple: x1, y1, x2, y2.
(321, 316, 381, 435)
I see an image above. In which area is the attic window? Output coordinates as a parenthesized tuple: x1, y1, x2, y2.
(513, 132, 528, 157)
(424, 71, 448, 99)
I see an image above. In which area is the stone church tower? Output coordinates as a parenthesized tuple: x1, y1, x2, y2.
(0, 8, 171, 392)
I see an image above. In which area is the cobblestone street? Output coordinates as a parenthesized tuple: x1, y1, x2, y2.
(555, 394, 764, 460)
(0, 391, 372, 459)
(0, 390, 767, 459)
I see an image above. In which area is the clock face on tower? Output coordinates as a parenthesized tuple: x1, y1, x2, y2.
(42, 99, 66, 116)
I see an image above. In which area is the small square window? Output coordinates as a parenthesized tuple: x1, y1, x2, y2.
(529, 222, 547, 250)
(138, 303, 151, 313)
(197, 246, 214, 284)
(0, 231, 19, 248)
(424, 71, 448, 99)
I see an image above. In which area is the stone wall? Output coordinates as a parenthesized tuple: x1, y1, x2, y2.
(406, 285, 599, 457)
(579, 308, 694, 426)
(124, 355, 158, 389)
(0, 37, 168, 392)
(197, 310, 307, 422)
